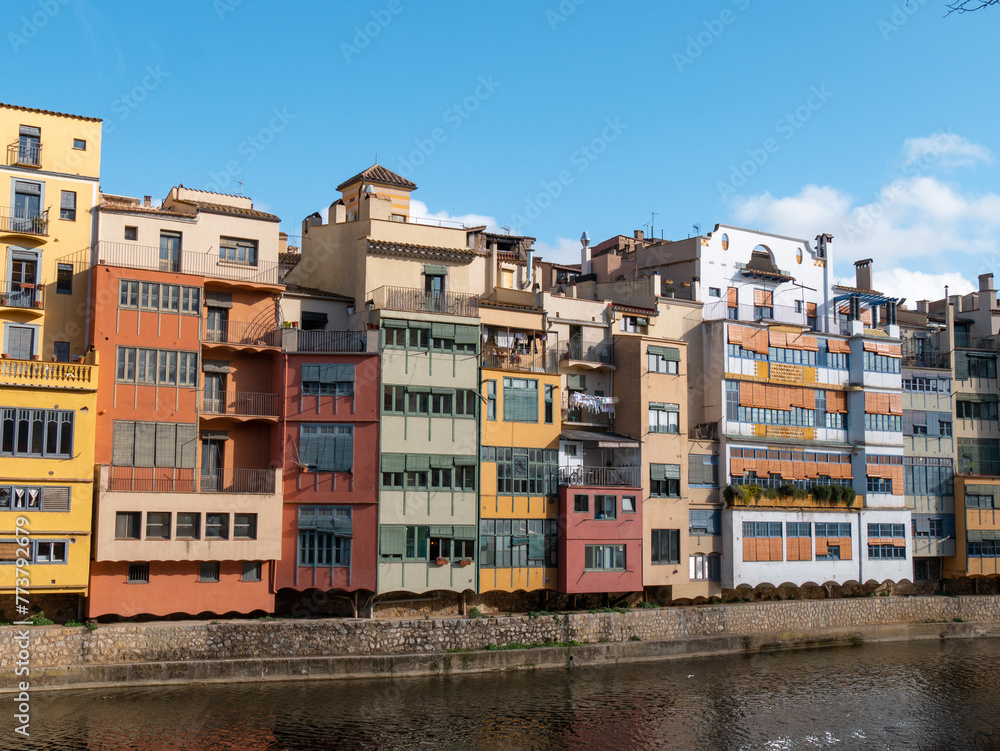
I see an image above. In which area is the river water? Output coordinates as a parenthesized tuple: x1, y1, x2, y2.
(12, 638, 1000, 750)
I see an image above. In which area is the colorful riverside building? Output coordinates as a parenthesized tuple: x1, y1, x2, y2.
(476, 236, 562, 599)
(291, 166, 483, 607)
(87, 187, 285, 618)
(0, 103, 102, 620)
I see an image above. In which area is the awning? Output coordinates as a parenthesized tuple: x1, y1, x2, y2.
(560, 429, 640, 448)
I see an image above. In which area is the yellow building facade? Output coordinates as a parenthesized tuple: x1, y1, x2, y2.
(478, 304, 562, 595)
(0, 103, 102, 620)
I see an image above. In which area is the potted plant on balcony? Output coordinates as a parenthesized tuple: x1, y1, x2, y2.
(30, 216, 45, 234)
(435, 556, 450, 566)
(458, 558, 473, 567)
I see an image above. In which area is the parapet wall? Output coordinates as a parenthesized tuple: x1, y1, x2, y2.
(4, 595, 1000, 690)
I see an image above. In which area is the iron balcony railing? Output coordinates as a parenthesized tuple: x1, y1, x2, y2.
(481, 345, 559, 373)
(703, 300, 818, 328)
(558, 465, 640, 488)
(955, 333, 1000, 351)
(204, 319, 282, 347)
(93, 241, 281, 285)
(368, 285, 479, 317)
(0, 207, 48, 235)
(292, 329, 367, 352)
(108, 466, 277, 494)
(203, 390, 279, 417)
(560, 338, 614, 365)
(8, 142, 41, 167)
(0, 279, 44, 309)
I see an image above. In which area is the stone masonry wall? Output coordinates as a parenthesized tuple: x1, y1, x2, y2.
(3, 595, 1000, 673)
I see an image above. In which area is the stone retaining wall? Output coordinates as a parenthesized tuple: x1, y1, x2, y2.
(2, 595, 999, 675)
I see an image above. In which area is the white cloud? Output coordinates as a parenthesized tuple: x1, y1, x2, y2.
(835, 269, 976, 304)
(409, 199, 502, 232)
(533, 236, 583, 266)
(903, 133, 993, 169)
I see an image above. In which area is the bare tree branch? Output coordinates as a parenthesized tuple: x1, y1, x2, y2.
(946, 0, 1000, 15)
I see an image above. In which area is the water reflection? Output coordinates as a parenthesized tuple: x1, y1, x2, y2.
(18, 639, 1000, 750)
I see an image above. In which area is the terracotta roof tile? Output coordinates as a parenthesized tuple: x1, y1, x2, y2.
(283, 284, 353, 302)
(366, 237, 476, 257)
(336, 164, 417, 191)
(182, 200, 280, 222)
(279, 252, 301, 266)
(0, 102, 101, 123)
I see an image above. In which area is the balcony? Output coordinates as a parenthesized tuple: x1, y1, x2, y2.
(7, 142, 41, 168)
(559, 339, 614, 367)
(703, 300, 818, 328)
(286, 329, 367, 353)
(204, 319, 281, 348)
(482, 345, 559, 373)
(368, 285, 479, 318)
(0, 358, 95, 390)
(93, 241, 281, 285)
(559, 465, 640, 488)
(901, 341, 948, 369)
(203, 390, 279, 418)
(955, 333, 1000, 351)
(0, 207, 48, 236)
(0, 279, 44, 311)
(107, 466, 277, 494)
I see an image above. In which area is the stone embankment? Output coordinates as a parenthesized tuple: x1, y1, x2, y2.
(3, 595, 1000, 691)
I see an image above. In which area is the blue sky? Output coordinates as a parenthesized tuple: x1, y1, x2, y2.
(6, 0, 1000, 300)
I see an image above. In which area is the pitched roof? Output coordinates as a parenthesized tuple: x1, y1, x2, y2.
(279, 252, 301, 267)
(178, 200, 280, 222)
(336, 164, 417, 192)
(282, 283, 353, 302)
(0, 102, 101, 123)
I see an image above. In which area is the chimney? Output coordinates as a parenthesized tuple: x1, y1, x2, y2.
(916, 300, 929, 314)
(524, 248, 534, 291)
(489, 240, 498, 291)
(580, 231, 591, 275)
(980, 273, 998, 312)
(143, 195, 151, 207)
(634, 230, 644, 242)
(854, 258, 873, 290)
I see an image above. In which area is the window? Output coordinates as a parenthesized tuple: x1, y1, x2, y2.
(298, 506, 353, 566)
(648, 403, 680, 434)
(620, 315, 648, 334)
(234, 513, 257, 540)
(116, 347, 199, 386)
(622, 495, 636, 513)
(815, 522, 851, 538)
(594, 495, 617, 520)
(493, 447, 558, 496)
(455, 389, 477, 418)
(648, 347, 680, 374)
(866, 477, 894, 494)
(688, 455, 719, 487)
(868, 523, 905, 538)
(966, 494, 994, 509)
(299, 424, 353, 472)
(868, 544, 906, 559)
(72, 138, 86, 150)
(219, 237, 258, 265)
(865, 414, 902, 432)
(111, 421, 197, 469)
(968, 355, 997, 380)
(383, 385, 405, 413)
(205, 513, 229, 539)
(302, 363, 354, 396)
(689, 509, 721, 535)
(177, 513, 200, 540)
(301, 311, 328, 331)
(743, 522, 782, 538)
(787, 522, 812, 537)
(585, 544, 626, 570)
(726, 380, 740, 421)
(503, 377, 538, 422)
(59, 190, 76, 221)
(0, 408, 73, 458)
(863, 352, 902, 374)
(486, 380, 496, 421)
(478, 519, 556, 568)
(690, 553, 721, 581)
(124, 226, 138, 241)
(957, 399, 1000, 421)
(199, 562, 221, 583)
(17, 125, 40, 166)
(574, 494, 589, 513)
(115, 512, 141, 540)
(709, 287, 721, 297)
(544, 384, 555, 424)
(54, 342, 70, 362)
(430, 391, 454, 416)
(127, 563, 149, 584)
(145, 512, 171, 540)
(56, 264, 73, 294)
(650, 464, 681, 497)
(241, 561, 262, 582)
(651, 529, 680, 564)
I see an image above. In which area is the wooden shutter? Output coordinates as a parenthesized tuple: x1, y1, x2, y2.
(40, 486, 70, 511)
(112, 421, 135, 465)
(381, 454, 406, 472)
(380, 525, 406, 556)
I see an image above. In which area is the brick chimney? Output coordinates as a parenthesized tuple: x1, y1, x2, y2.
(634, 230, 644, 242)
(854, 258, 873, 290)
(143, 195, 151, 207)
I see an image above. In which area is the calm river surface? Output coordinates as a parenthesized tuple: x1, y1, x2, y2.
(12, 638, 1000, 750)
